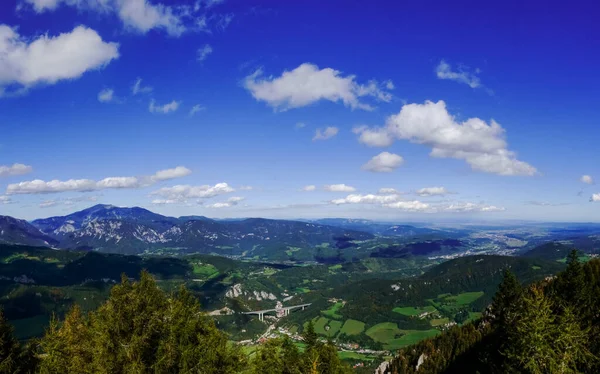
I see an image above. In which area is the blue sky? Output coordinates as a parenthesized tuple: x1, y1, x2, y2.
(0, 0, 599, 221)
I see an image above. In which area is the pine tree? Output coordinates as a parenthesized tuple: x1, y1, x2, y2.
(0, 308, 22, 373)
(39, 271, 246, 373)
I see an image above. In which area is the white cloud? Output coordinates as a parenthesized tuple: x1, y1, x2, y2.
(98, 88, 114, 102)
(239, 185, 253, 191)
(358, 100, 536, 176)
(0, 25, 119, 93)
(378, 188, 400, 194)
(197, 44, 212, 62)
(243, 63, 392, 111)
(329, 190, 503, 213)
(22, 0, 232, 36)
(384, 80, 395, 90)
(436, 60, 482, 89)
(151, 199, 180, 205)
(295, 122, 306, 129)
(189, 104, 205, 116)
(331, 193, 401, 205)
(39, 200, 58, 208)
(0, 195, 12, 204)
(206, 196, 244, 208)
(581, 175, 594, 185)
(353, 125, 394, 147)
(313, 127, 339, 141)
(6, 166, 190, 194)
(302, 185, 316, 192)
(8, 179, 98, 194)
(0, 163, 33, 177)
(131, 77, 152, 94)
(117, 0, 186, 36)
(150, 182, 234, 201)
(591, 194, 600, 202)
(383, 200, 431, 212)
(441, 202, 505, 212)
(361, 152, 404, 173)
(416, 187, 449, 197)
(324, 184, 356, 192)
(149, 99, 180, 114)
(96, 176, 140, 189)
(151, 166, 192, 181)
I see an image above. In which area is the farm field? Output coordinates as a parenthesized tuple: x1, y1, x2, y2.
(393, 305, 437, 316)
(339, 319, 365, 336)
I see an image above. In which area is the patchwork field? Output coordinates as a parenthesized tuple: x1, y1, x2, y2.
(339, 319, 365, 335)
(392, 305, 436, 316)
(322, 302, 344, 319)
(365, 323, 440, 350)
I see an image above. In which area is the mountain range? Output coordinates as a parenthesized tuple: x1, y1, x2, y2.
(0, 204, 375, 258)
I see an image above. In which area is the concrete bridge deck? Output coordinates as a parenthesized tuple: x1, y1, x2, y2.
(242, 303, 311, 321)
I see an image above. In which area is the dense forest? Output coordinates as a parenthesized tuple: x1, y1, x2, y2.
(0, 271, 351, 373)
(386, 251, 600, 373)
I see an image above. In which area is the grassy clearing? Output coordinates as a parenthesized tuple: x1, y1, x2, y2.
(314, 317, 330, 335)
(467, 312, 482, 322)
(385, 330, 440, 350)
(327, 320, 343, 337)
(192, 263, 219, 277)
(295, 287, 310, 294)
(338, 351, 377, 361)
(446, 291, 484, 305)
(322, 302, 344, 319)
(367, 323, 441, 350)
(285, 247, 301, 256)
(393, 305, 436, 317)
(288, 325, 298, 334)
(339, 319, 365, 336)
(328, 264, 342, 271)
(366, 322, 401, 343)
(532, 265, 542, 270)
(430, 318, 449, 327)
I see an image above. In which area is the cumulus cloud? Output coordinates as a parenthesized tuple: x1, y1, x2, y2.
(6, 166, 190, 194)
(197, 44, 212, 62)
(581, 175, 594, 185)
(0, 196, 12, 204)
(384, 200, 431, 212)
(149, 99, 180, 113)
(302, 185, 316, 192)
(206, 196, 244, 208)
(591, 194, 600, 202)
(131, 77, 152, 95)
(324, 184, 356, 192)
(189, 104, 205, 116)
(416, 187, 449, 197)
(151, 166, 192, 181)
(313, 127, 339, 141)
(436, 60, 483, 89)
(150, 182, 234, 202)
(356, 100, 537, 176)
(362, 152, 404, 173)
(0, 163, 33, 177)
(243, 63, 392, 111)
(0, 25, 119, 94)
(22, 0, 234, 36)
(98, 88, 114, 102)
(353, 126, 394, 147)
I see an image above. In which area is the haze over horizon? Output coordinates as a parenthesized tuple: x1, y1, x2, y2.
(1, 0, 599, 222)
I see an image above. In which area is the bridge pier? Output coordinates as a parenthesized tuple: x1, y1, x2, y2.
(259, 312, 263, 322)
